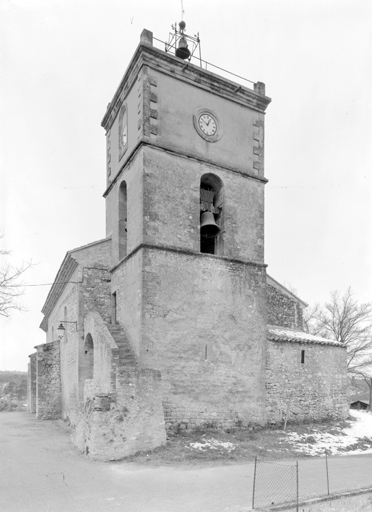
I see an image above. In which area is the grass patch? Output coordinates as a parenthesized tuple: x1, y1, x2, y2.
(121, 415, 368, 467)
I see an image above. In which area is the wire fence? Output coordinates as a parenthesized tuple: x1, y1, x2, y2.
(252, 454, 372, 510)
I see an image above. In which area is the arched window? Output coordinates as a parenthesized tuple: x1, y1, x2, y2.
(83, 334, 94, 381)
(118, 181, 127, 260)
(200, 173, 224, 255)
(118, 103, 128, 160)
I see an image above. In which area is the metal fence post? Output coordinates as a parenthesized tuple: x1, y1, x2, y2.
(296, 461, 299, 512)
(325, 453, 330, 495)
(252, 456, 257, 509)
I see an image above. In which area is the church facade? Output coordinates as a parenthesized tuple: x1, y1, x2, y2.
(28, 28, 348, 460)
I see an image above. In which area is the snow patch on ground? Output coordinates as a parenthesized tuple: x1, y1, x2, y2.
(187, 439, 236, 452)
(285, 410, 372, 456)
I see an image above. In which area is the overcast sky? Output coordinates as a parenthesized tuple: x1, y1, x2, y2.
(1, 0, 371, 371)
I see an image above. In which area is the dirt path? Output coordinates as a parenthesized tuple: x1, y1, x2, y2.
(0, 412, 254, 512)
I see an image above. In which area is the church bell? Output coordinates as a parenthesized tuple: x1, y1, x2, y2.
(200, 211, 220, 238)
(176, 36, 191, 60)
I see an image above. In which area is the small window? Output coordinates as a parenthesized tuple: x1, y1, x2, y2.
(118, 181, 127, 260)
(111, 292, 117, 324)
(118, 103, 128, 159)
(301, 350, 305, 364)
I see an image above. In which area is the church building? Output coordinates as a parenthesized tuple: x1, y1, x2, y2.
(28, 26, 348, 460)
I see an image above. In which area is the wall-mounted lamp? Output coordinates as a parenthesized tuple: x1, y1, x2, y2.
(57, 321, 77, 340)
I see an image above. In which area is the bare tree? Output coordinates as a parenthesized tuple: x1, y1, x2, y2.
(0, 239, 32, 317)
(303, 303, 322, 334)
(307, 288, 372, 375)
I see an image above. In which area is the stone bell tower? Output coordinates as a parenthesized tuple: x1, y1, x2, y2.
(101, 26, 271, 430)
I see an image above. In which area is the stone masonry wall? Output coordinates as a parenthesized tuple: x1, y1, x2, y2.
(141, 248, 267, 432)
(266, 340, 348, 424)
(82, 267, 111, 324)
(73, 368, 166, 460)
(267, 284, 303, 330)
(142, 146, 265, 264)
(35, 340, 62, 420)
(27, 353, 36, 413)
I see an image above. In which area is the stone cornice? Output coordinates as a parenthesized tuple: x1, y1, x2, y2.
(103, 140, 268, 198)
(110, 242, 267, 274)
(101, 43, 271, 132)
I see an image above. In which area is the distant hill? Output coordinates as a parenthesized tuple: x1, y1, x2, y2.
(0, 371, 27, 411)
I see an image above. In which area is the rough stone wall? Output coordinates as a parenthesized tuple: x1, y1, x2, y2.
(27, 353, 37, 413)
(107, 138, 268, 431)
(71, 238, 111, 268)
(27, 362, 31, 411)
(82, 267, 111, 324)
(112, 251, 143, 358)
(105, 150, 144, 266)
(141, 247, 267, 431)
(73, 368, 166, 460)
(142, 146, 265, 263)
(266, 340, 348, 424)
(267, 284, 303, 330)
(35, 341, 62, 420)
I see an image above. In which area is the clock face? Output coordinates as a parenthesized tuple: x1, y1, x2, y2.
(198, 114, 217, 136)
(193, 109, 222, 142)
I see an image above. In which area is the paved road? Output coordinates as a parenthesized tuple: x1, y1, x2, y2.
(0, 412, 254, 512)
(2, 413, 372, 512)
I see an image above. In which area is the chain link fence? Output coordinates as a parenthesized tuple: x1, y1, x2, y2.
(252, 454, 372, 510)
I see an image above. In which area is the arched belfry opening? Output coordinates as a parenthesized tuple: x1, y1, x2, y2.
(118, 181, 127, 260)
(83, 333, 94, 381)
(200, 173, 224, 255)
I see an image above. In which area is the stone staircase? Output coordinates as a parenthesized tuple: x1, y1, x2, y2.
(106, 323, 138, 368)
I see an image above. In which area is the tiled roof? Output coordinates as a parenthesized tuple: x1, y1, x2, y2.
(350, 392, 370, 404)
(267, 326, 345, 347)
